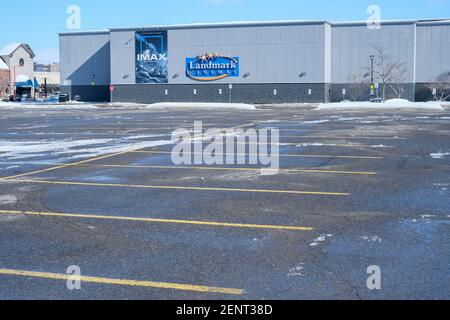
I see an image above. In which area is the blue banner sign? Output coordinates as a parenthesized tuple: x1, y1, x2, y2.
(136, 31, 168, 84)
(186, 54, 239, 81)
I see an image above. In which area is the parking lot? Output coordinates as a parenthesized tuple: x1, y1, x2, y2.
(0, 104, 449, 299)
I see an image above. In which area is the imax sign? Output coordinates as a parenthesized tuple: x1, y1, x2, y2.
(137, 53, 168, 62)
(186, 53, 239, 81)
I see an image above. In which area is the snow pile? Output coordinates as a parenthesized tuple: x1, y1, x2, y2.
(148, 102, 256, 110)
(108, 102, 257, 110)
(108, 102, 149, 108)
(317, 99, 444, 111)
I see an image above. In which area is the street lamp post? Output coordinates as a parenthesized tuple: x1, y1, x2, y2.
(370, 55, 375, 102)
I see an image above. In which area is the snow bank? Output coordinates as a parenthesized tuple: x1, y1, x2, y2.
(0, 101, 99, 109)
(148, 102, 256, 110)
(108, 102, 256, 110)
(317, 99, 444, 111)
(108, 102, 148, 108)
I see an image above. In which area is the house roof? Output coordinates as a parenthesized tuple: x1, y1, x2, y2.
(0, 57, 9, 70)
(0, 43, 36, 58)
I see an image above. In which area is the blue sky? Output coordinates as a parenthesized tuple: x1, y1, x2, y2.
(0, 0, 449, 63)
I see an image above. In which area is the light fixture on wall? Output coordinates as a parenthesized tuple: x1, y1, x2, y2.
(298, 72, 307, 78)
(243, 72, 250, 78)
(122, 74, 129, 80)
(172, 74, 180, 79)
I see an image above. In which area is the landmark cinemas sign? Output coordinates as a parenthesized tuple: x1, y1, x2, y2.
(186, 53, 239, 81)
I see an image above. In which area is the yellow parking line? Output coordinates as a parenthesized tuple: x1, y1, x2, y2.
(216, 142, 395, 148)
(0, 210, 314, 231)
(130, 150, 383, 160)
(5, 179, 351, 196)
(0, 268, 243, 295)
(269, 128, 378, 131)
(0, 162, 377, 176)
(79, 164, 377, 176)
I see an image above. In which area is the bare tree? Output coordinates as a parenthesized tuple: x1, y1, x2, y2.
(347, 72, 370, 101)
(365, 45, 409, 101)
(389, 66, 409, 99)
(427, 71, 450, 102)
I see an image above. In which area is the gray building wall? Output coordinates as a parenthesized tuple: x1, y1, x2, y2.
(167, 23, 329, 85)
(59, 31, 111, 101)
(415, 22, 450, 100)
(59, 19, 450, 104)
(331, 22, 416, 101)
(110, 30, 135, 84)
(416, 22, 450, 82)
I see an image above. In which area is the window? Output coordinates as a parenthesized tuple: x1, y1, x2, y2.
(19, 58, 25, 66)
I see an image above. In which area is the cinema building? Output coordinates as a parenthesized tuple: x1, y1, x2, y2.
(59, 19, 450, 103)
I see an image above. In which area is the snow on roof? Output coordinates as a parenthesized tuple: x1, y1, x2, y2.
(0, 43, 21, 56)
(0, 43, 35, 58)
(0, 58, 9, 70)
(16, 75, 31, 82)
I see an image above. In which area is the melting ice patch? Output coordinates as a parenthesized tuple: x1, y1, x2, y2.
(434, 183, 449, 192)
(288, 263, 305, 277)
(0, 195, 18, 205)
(0, 136, 175, 162)
(296, 143, 326, 147)
(430, 152, 450, 159)
(302, 120, 330, 124)
(309, 234, 333, 247)
(362, 236, 383, 243)
(369, 144, 392, 148)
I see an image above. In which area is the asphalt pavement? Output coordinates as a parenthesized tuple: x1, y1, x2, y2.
(0, 105, 449, 299)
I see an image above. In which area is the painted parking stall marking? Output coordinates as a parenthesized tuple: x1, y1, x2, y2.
(0, 268, 244, 295)
(0, 210, 314, 231)
(5, 179, 351, 196)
